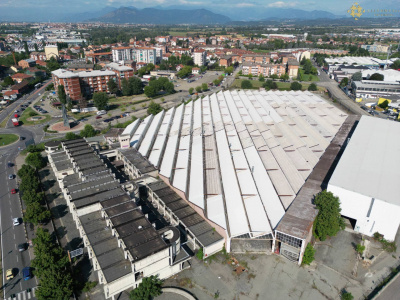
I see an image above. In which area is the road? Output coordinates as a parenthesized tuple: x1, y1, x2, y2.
(0, 82, 51, 300)
(376, 272, 400, 300)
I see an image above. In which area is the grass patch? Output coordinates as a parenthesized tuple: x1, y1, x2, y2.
(251, 49, 272, 54)
(231, 79, 325, 91)
(299, 68, 320, 82)
(0, 110, 16, 128)
(0, 133, 19, 147)
(68, 112, 95, 121)
(19, 107, 51, 126)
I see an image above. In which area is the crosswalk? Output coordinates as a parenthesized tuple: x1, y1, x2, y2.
(7, 287, 36, 300)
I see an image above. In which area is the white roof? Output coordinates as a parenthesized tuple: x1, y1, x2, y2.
(329, 116, 400, 206)
(78, 70, 115, 77)
(120, 90, 347, 239)
(106, 62, 133, 72)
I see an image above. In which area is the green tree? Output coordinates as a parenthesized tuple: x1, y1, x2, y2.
(308, 83, 318, 91)
(248, 74, 253, 80)
(281, 73, 289, 81)
(129, 275, 163, 300)
(93, 92, 109, 110)
(24, 202, 51, 225)
(17, 164, 36, 179)
(58, 85, 67, 105)
(356, 244, 365, 255)
(290, 81, 303, 91)
(22, 191, 44, 205)
(259, 75, 265, 82)
(3, 76, 14, 86)
(201, 83, 208, 91)
(195, 86, 202, 93)
(65, 132, 80, 140)
(225, 66, 234, 74)
(25, 152, 46, 170)
(351, 72, 362, 81)
(144, 85, 157, 98)
(263, 80, 278, 90)
(129, 77, 143, 95)
(369, 73, 384, 81)
(189, 87, 194, 94)
(45, 83, 54, 91)
(302, 244, 315, 265)
(313, 190, 345, 241)
(47, 57, 60, 71)
(213, 79, 220, 86)
(241, 80, 252, 89)
(23, 41, 30, 55)
(177, 66, 192, 78)
(147, 101, 163, 115)
(391, 59, 400, 70)
(270, 74, 279, 80)
(121, 78, 132, 96)
(80, 124, 96, 138)
(340, 77, 349, 87)
(107, 79, 118, 94)
(341, 291, 354, 300)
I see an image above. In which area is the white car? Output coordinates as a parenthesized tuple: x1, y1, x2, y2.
(13, 218, 20, 226)
(97, 110, 107, 115)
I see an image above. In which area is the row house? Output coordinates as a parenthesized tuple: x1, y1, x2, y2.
(30, 52, 47, 61)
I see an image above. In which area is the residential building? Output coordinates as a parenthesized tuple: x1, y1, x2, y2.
(25, 67, 46, 77)
(133, 48, 157, 65)
(287, 59, 300, 78)
(18, 58, 36, 69)
(66, 62, 95, 71)
(11, 80, 30, 94)
(11, 73, 34, 83)
(106, 63, 134, 88)
(361, 43, 390, 53)
(112, 47, 132, 62)
(45, 45, 59, 60)
(191, 67, 200, 75)
(52, 69, 81, 102)
(78, 70, 117, 99)
(30, 52, 47, 61)
(242, 62, 286, 77)
(193, 49, 207, 66)
(220, 55, 232, 67)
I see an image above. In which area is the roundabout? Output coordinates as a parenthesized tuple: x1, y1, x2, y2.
(0, 133, 19, 147)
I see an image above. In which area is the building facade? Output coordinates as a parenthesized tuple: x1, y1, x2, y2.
(193, 49, 207, 66)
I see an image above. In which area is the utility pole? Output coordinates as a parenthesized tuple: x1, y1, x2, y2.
(385, 45, 391, 70)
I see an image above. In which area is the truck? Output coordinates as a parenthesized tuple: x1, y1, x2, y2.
(12, 118, 19, 126)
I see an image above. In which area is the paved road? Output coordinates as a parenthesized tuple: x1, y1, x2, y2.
(0, 127, 38, 300)
(376, 273, 400, 300)
(0, 82, 51, 300)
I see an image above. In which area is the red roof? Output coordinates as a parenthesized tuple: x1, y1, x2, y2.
(11, 73, 33, 79)
(3, 91, 18, 96)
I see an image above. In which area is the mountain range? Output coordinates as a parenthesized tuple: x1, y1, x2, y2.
(0, 5, 348, 23)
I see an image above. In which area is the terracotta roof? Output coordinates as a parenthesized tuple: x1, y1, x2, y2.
(11, 73, 33, 79)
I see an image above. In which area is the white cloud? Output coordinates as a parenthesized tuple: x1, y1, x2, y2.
(236, 3, 255, 7)
(268, 1, 297, 8)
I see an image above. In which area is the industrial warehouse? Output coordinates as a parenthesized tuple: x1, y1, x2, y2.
(117, 90, 355, 262)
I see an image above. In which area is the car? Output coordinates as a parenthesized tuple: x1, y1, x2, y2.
(175, 84, 180, 87)
(22, 267, 32, 281)
(8, 161, 13, 167)
(13, 218, 20, 226)
(18, 243, 27, 252)
(42, 110, 48, 113)
(14, 110, 19, 113)
(11, 188, 17, 194)
(96, 115, 102, 119)
(97, 110, 107, 115)
(21, 107, 25, 111)
(179, 90, 182, 92)
(6, 269, 14, 280)
(20, 136, 25, 141)
(114, 116, 121, 120)
(8, 174, 13, 180)
(27, 101, 31, 104)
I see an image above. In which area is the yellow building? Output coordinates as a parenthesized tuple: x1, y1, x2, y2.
(45, 45, 59, 60)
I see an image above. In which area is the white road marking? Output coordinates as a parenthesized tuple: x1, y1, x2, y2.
(16, 255, 18, 262)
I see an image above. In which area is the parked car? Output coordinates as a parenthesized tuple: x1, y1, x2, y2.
(8, 174, 13, 180)
(6, 269, 14, 280)
(97, 110, 107, 115)
(11, 188, 17, 194)
(22, 267, 32, 281)
(95, 116, 102, 119)
(13, 217, 20, 226)
(8, 161, 13, 167)
(18, 243, 28, 252)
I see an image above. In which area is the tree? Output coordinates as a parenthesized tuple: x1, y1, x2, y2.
(290, 81, 302, 91)
(263, 80, 278, 90)
(177, 66, 192, 78)
(313, 190, 345, 241)
(391, 59, 400, 70)
(144, 85, 157, 98)
(259, 75, 265, 82)
(225, 66, 234, 74)
(195, 86, 202, 93)
(356, 244, 365, 255)
(302, 244, 315, 265)
(308, 83, 318, 91)
(341, 291, 354, 300)
(378, 99, 389, 109)
(351, 72, 362, 81)
(129, 77, 143, 95)
(3, 76, 14, 86)
(121, 78, 132, 96)
(270, 74, 279, 80)
(17, 164, 36, 179)
(65, 132, 80, 140)
(93, 92, 109, 110)
(369, 73, 384, 81)
(24, 202, 51, 225)
(213, 79, 220, 86)
(107, 79, 118, 94)
(189, 87, 194, 94)
(25, 152, 46, 170)
(47, 57, 60, 71)
(340, 77, 349, 87)
(147, 101, 163, 115)
(129, 276, 163, 300)
(201, 83, 208, 92)
(241, 80, 252, 89)
(80, 124, 96, 138)
(58, 85, 67, 105)
(23, 41, 30, 55)
(248, 74, 253, 80)
(22, 191, 44, 205)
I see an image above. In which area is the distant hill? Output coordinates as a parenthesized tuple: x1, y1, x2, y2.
(90, 7, 231, 24)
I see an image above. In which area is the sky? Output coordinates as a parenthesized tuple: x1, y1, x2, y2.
(0, 0, 399, 15)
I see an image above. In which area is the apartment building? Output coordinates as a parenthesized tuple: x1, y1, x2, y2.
(18, 58, 36, 69)
(112, 47, 133, 62)
(30, 52, 47, 61)
(242, 62, 286, 77)
(220, 55, 232, 67)
(106, 63, 134, 88)
(52, 69, 116, 105)
(193, 49, 207, 66)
